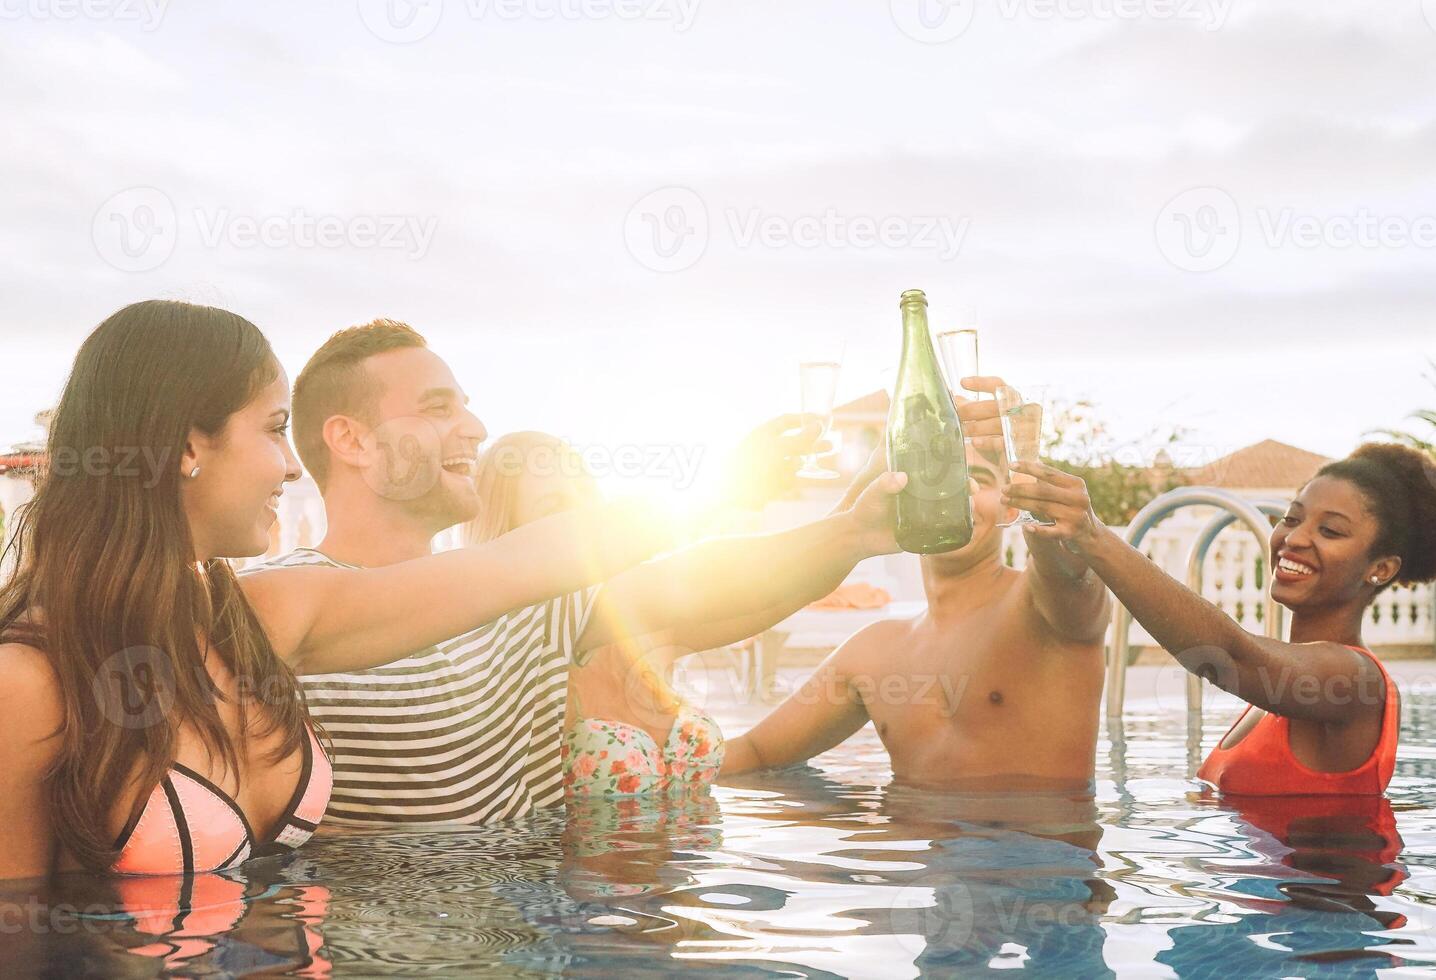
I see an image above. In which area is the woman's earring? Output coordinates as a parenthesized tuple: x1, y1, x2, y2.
(188, 465, 201, 479)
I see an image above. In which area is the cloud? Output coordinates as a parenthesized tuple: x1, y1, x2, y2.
(0, 1, 1431, 458)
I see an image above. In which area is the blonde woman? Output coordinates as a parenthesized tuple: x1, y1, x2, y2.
(464, 426, 898, 797)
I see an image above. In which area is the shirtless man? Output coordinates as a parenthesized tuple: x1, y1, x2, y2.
(723, 381, 1111, 788)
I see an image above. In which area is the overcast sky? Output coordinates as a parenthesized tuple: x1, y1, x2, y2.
(2, 0, 1432, 495)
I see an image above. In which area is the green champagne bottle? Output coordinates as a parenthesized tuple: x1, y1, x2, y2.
(886, 289, 973, 554)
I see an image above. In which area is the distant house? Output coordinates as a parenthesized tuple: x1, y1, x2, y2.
(0, 456, 42, 555)
(0, 411, 52, 556)
(825, 389, 888, 482)
(1182, 438, 1333, 500)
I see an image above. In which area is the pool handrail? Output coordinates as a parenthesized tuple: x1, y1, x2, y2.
(1105, 486, 1286, 718)
(1178, 500, 1288, 754)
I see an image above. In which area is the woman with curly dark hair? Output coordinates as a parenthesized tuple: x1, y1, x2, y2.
(1007, 442, 1436, 795)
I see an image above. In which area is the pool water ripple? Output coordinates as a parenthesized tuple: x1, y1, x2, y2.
(10, 668, 1436, 978)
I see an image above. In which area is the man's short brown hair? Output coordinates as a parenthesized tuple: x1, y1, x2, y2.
(292, 318, 427, 489)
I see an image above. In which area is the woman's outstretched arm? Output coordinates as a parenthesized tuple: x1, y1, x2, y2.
(242, 498, 674, 676)
(1004, 460, 1384, 725)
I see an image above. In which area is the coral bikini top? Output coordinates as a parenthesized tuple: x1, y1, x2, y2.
(112, 727, 332, 876)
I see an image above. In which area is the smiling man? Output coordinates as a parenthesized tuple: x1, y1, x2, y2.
(257, 318, 905, 825)
(723, 428, 1112, 790)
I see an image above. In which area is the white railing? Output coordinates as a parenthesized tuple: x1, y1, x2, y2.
(1000, 521, 1434, 650)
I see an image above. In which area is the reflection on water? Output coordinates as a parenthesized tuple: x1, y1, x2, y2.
(7, 682, 1436, 978)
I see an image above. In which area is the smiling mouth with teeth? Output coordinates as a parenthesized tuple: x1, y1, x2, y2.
(1277, 556, 1317, 577)
(441, 456, 478, 478)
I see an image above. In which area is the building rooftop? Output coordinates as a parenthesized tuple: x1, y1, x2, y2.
(0, 453, 44, 476)
(1185, 439, 1333, 491)
(833, 390, 889, 421)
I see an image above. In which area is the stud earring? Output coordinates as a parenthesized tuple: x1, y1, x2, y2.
(188, 466, 201, 479)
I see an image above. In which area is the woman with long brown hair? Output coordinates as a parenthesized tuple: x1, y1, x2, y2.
(0, 300, 669, 880)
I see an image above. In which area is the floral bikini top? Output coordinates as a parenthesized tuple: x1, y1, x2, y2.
(561, 701, 725, 797)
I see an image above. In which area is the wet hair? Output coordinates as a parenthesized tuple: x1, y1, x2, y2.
(1314, 442, 1436, 588)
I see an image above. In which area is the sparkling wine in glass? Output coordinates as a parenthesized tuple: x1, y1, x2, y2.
(936, 327, 980, 399)
(995, 384, 1053, 528)
(797, 360, 841, 480)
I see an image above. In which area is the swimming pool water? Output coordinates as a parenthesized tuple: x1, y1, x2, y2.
(13, 663, 1436, 978)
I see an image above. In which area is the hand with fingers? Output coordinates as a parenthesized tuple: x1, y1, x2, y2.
(952, 375, 1009, 459)
(723, 413, 829, 510)
(844, 467, 909, 557)
(1001, 460, 1106, 550)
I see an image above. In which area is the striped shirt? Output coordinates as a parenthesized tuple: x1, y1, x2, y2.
(254, 548, 599, 825)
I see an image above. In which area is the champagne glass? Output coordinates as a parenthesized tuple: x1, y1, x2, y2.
(995, 384, 1054, 528)
(796, 360, 841, 480)
(936, 327, 980, 400)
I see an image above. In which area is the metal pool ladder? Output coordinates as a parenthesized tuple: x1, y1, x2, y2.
(1105, 487, 1288, 728)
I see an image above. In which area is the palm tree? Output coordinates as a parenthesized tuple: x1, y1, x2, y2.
(1371, 360, 1436, 454)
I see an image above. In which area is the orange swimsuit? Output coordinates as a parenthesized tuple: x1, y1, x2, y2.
(112, 727, 333, 875)
(1197, 646, 1399, 796)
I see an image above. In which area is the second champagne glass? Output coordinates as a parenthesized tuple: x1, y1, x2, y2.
(995, 384, 1054, 528)
(936, 328, 979, 400)
(796, 360, 841, 480)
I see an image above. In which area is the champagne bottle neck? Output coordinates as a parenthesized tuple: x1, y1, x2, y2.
(898, 302, 936, 373)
